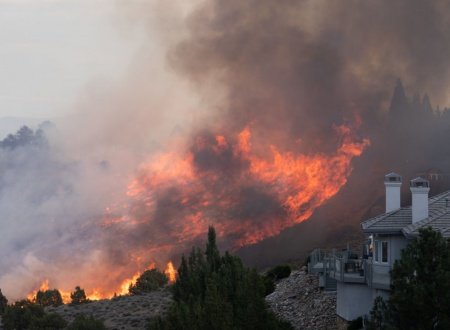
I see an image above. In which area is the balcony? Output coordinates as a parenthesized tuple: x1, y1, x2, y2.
(309, 249, 391, 290)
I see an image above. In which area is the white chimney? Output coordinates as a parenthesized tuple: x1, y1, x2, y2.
(410, 177, 430, 223)
(384, 173, 402, 213)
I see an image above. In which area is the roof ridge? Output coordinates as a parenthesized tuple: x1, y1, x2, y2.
(428, 190, 450, 205)
(403, 205, 450, 236)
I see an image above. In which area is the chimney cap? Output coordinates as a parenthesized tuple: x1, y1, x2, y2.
(384, 172, 402, 183)
(410, 177, 430, 188)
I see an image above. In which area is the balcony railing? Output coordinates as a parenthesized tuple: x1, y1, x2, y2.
(309, 250, 391, 290)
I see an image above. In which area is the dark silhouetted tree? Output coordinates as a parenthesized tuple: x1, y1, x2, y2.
(35, 289, 63, 307)
(151, 227, 293, 329)
(70, 286, 88, 305)
(129, 269, 168, 294)
(368, 228, 450, 329)
(2, 300, 45, 330)
(0, 288, 8, 314)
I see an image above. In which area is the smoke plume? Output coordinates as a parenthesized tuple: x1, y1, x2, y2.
(1, 0, 450, 300)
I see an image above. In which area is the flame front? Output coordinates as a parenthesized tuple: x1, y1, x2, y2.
(120, 124, 369, 249)
(24, 123, 368, 302)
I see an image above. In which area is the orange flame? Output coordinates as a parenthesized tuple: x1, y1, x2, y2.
(27, 279, 49, 302)
(121, 124, 369, 248)
(25, 262, 159, 303)
(165, 261, 177, 283)
(25, 122, 368, 303)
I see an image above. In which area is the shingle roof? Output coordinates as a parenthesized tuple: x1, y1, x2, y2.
(361, 190, 450, 238)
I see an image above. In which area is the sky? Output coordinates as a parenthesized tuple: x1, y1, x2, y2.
(0, 0, 144, 119)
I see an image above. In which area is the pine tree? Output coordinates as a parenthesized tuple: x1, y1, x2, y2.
(0, 288, 7, 314)
(388, 227, 450, 329)
(35, 289, 63, 307)
(368, 227, 450, 329)
(150, 227, 293, 330)
(205, 226, 221, 272)
(70, 286, 88, 305)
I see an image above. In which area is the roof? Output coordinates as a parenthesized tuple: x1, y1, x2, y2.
(361, 190, 450, 238)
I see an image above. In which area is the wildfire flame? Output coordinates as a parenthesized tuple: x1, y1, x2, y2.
(123, 124, 369, 247)
(25, 262, 166, 303)
(24, 123, 368, 303)
(165, 261, 177, 283)
(26, 279, 49, 302)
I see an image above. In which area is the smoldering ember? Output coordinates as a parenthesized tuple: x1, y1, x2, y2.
(1, 1, 450, 329)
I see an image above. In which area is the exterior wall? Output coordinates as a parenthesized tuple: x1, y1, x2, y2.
(370, 234, 408, 288)
(372, 234, 408, 267)
(336, 282, 374, 321)
(389, 235, 408, 264)
(337, 282, 390, 321)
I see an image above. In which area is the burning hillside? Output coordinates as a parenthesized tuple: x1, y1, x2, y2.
(108, 124, 368, 248)
(2, 0, 450, 303)
(17, 121, 368, 301)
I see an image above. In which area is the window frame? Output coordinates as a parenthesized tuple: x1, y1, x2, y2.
(373, 239, 389, 264)
(381, 240, 389, 263)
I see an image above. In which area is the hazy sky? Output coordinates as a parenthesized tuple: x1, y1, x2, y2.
(0, 0, 144, 119)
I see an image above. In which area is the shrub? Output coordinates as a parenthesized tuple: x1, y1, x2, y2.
(29, 313, 67, 330)
(35, 289, 63, 307)
(347, 316, 363, 330)
(0, 288, 8, 314)
(262, 275, 276, 295)
(2, 300, 45, 330)
(67, 315, 106, 330)
(266, 265, 292, 281)
(70, 286, 88, 305)
(129, 269, 168, 294)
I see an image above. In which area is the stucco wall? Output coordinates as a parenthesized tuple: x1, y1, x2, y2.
(336, 282, 374, 320)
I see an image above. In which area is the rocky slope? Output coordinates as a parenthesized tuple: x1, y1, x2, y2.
(1, 270, 337, 330)
(266, 269, 337, 329)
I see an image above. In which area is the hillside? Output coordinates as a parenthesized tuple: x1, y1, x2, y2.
(46, 289, 172, 330)
(266, 269, 337, 330)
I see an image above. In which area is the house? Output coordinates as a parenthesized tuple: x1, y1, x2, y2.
(308, 173, 450, 321)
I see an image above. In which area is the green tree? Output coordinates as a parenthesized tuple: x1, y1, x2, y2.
(0, 288, 8, 314)
(35, 289, 63, 307)
(129, 269, 168, 294)
(389, 227, 450, 329)
(2, 300, 45, 330)
(70, 286, 88, 305)
(151, 227, 293, 330)
(368, 227, 450, 329)
(29, 313, 67, 330)
(67, 315, 106, 330)
(366, 296, 390, 330)
(206, 226, 221, 272)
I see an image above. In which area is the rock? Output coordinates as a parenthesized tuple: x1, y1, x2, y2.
(266, 271, 337, 330)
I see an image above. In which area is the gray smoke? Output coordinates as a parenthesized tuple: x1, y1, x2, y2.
(2, 0, 450, 299)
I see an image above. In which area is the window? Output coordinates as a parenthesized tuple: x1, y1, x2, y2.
(382, 241, 388, 263)
(373, 240, 389, 263)
(374, 241, 379, 262)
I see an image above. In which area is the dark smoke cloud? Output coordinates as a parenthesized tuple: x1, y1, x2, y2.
(169, 0, 450, 151)
(99, 0, 450, 267)
(3, 0, 450, 299)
